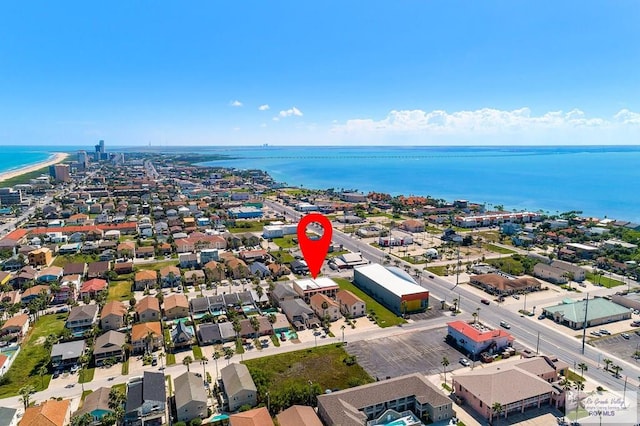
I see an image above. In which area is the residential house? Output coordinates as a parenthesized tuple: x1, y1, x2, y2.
(249, 262, 270, 278)
(134, 270, 157, 291)
(0, 290, 21, 308)
(100, 301, 128, 331)
(189, 297, 211, 317)
(220, 363, 258, 412)
(51, 340, 86, 368)
(124, 372, 167, 426)
(290, 259, 309, 275)
(79, 278, 108, 299)
(37, 266, 63, 283)
(114, 260, 134, 275)
(200, 249, 219, 264)
(239, 317, 273, 339)
(197, 323, 236, 345)
(0, 407, 18, 426)
(401, 219, 426, 233)
(174, 372, 208, 423)
(28, 247, 52, 266)
(131, 322, 163, 353)
(20, 399, 70, 426)
(224, 257, 249, 279)
(136, 296, 161, 323)
(74, 387, 114, 424)
(87, 261, 111, 279)
(280, 299, 320, 330)
(171, 321, 195, 349)
(63, 262, 86, 277)
(336, 290, 366, 318)
(276, 405, 323, 426)
(66, 304, 99, 334)
(53, 275, 79, 304)
(269, 313, 291, 334)
(93, 331, 126, 366)
(229, 407, 274, 426)
(183, 269, 205, 285)
(239, 250, 267, 263)
(130, 246, 151, 259)
(117, 241, 136, 259)
(163, 294, 189, 320)
(270, 282, 299, 307)
(0, 313, 29, 339)
(20, 285, 50, 304)
(310, 293, 341, 322)
(159, 265, 181, 288)
(203, 261, 224, 282)
(317, 373, 453, 426)
(179, 253, 199, 269)
(267, 262, 290, 278)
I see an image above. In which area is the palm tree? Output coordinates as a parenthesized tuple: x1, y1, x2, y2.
(612, 364, 622, 378)
(491, 402, 503, 424)
(573, 381, 585, 422)
(38, 364, 48, 389)
(578, 362, 588, 379)
(71, 413, 93, 426)
(19, 385, 36, 410)
(560, 378, 572, 392)
(232, 318, 242, 343)
(108, 387, 126, 424)
(183, 355, 193, 372)
(441, 357, 450, 385)
(603, 358, 613, 372)
(213, 350, 221, 379)
(250, 316, 260, 343)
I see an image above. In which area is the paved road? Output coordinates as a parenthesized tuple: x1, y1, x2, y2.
(264, 199, 640, 393)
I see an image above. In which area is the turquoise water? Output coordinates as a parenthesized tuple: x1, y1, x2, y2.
(199, 145, 640, 221)
(0, 146, 55, 173)
(3, 144, 639, 221)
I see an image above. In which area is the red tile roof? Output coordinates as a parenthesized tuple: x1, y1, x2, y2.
(80, 278, 108, 293)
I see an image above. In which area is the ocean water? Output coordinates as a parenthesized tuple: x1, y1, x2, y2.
(1, 144, 638, 222)
(198, 145, 640, 222)
(0, 146, 56, 173)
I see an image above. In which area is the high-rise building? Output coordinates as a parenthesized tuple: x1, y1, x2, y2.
(0, 188, 23, 206)
(49, 164, 71, 182)
(94, 140, 107, 161)
(76, 150, 89, 170)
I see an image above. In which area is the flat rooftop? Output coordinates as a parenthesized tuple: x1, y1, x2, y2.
(354, 263, 428, 298)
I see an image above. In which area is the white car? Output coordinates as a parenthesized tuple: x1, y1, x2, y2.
(459, 358, 471, 367)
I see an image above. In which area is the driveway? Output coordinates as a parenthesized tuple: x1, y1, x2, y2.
(346, 326, 467, 380)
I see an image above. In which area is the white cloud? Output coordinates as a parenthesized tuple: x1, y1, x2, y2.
(258, 104, 270, 111)
(230, 100, 243, 107)
(332, 107, 638, 135)
(278, 106, 303, 118)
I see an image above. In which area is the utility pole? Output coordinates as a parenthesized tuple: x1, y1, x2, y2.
(581, 293, 589, 355)
(536, 331, 540, 355)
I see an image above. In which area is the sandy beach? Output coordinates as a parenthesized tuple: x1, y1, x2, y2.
(0, 152, 69, 183)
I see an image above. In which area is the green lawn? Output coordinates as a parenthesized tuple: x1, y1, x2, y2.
(484, 244, 517, 255)
(0, 313, 67, 397)
(78, 368, 95, 384)
(107, 280, 132, 302)
(333, 278, 406, 327)
(166, 353, 176, 365)
(192, 346, 203, 360)
(81, 390, 93, 401)
(272, 250, 295, 264)
(144, 259, 180, 271)
(426, 265, 448, 276)
(244, 344, 373, 413)
(586, 272, 624, 288)
(227, 220, 271, 233)
(52, 253, 98, 268)
(272, 236, 297, 249)
(111, 383, 126, 394)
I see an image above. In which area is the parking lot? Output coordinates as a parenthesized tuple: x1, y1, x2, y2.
(345, 326, 467, 380)
(590, 331, 640, 364)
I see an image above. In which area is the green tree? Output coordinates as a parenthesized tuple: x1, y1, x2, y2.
(578, 362, 588, 379)
(183, 355, 193, 372)
(491, 402, 503, 424)
(70, 413, 93, 426)
(19, 385, 36, 410)
(441, 357, 450, 385)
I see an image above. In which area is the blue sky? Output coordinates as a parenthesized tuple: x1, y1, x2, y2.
(1, 1, 639, 146)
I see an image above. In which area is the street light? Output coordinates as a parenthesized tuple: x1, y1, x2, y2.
(341, 325, 346, 344)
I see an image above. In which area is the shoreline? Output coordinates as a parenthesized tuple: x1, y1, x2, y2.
(0, 152, 69, 184)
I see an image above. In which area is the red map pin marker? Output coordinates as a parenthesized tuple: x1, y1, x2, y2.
(297, 213, 333, 279)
